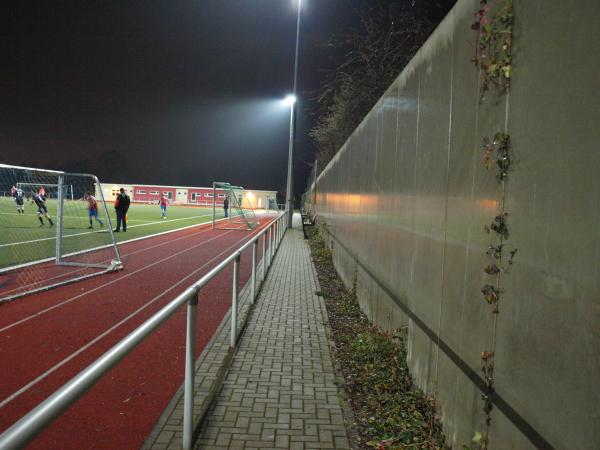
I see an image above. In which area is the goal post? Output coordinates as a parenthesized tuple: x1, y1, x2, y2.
(0, 163, 123, 303)
(211, 181, 259, 230)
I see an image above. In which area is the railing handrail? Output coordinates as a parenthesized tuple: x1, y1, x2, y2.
(0, 211, 288, 450)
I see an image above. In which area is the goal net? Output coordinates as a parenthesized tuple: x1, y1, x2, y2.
(211, 182, 259, 230)
(0, 164, 123, 303)
(16, 182, 74, 201)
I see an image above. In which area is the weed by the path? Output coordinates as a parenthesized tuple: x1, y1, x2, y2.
(307, 227, 446, 450)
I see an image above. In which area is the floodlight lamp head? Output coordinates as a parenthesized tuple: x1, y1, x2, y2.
(283, 94, 297, 106)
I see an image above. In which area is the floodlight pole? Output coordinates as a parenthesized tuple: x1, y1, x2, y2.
(286, 0, 302, 229)
(285, 104, 295, 228)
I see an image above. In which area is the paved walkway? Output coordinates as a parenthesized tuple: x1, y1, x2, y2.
(194, 224, 350, 450)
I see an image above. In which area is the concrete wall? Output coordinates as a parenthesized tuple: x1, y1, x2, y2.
(311, 1, 600, 448)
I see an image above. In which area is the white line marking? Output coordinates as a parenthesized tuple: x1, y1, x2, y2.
(0, 213, 214, 248)
(0, 224, 215, 297)
(0, 228, 231, 334)
(0, 211, 152, 222)
(0, 213, 231, 284)
(0, 229, 260, 409)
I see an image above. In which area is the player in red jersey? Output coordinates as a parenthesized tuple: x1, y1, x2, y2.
(85, 192, 104, 229)
(159, 194, 169, 219)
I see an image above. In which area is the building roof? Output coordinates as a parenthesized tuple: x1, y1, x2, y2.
(101, 182, 277, 194)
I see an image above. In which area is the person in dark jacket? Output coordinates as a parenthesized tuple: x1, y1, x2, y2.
(223, 195, 229, 218)
(113, 188, 130, 232)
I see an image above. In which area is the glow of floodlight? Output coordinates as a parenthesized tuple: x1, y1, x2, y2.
(283, 95, 296, 106)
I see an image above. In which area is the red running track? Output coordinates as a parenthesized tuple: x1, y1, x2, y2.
(0, 216, 278, 449)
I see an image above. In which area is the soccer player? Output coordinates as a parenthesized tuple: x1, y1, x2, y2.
(85, 192, 104, 229)
(31, 191, 54, 227)
(159, 194, 169, 219)
(13, 186, 25, 214)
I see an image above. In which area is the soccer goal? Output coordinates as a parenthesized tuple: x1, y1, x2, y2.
(17, 181, 74, 201)
(0, 164, 123, 303)
(211, 182, 259, 230)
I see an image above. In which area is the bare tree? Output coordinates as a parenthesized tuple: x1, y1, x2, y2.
(310, 0, 455, 170)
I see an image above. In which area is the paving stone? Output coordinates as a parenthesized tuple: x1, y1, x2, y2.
(147, 219, 350, 450)
(154, 430, 173, 445)
(194, 225, 350, 449)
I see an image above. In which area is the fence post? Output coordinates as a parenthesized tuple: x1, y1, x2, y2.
(251, 240, 257, 303)
(230, 253, 240, 348)
(278, 216, 283, 244)
(262, 232, 267, 279)
(270, 225, 274, 262)
(267, 228, 271, 267)
(183, 294, 198, 450)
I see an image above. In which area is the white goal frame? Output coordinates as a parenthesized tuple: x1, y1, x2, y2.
(0, 163, 123, 302)
(211, 181, 259, 231)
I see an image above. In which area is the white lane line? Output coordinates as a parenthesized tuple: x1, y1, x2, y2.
(0, 213, 214, 248)
(0, 226, 236, 334)
(1, 214, 228, 276)
(0, 211, 152, 222)
(0, 229, 259, 410)
(0, 224, 215, 297)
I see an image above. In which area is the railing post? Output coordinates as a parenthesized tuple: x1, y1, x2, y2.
(278, 216, 283, 244)
(230, 253, 240, 348)
(183, 294, 198, 450)
(262, 232, 267, 279)
(270, 225, 274, 262)
(251, 240, 257, 303)
(267, 226, 271, 266)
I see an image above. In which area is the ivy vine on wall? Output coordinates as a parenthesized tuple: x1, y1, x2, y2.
(481, 132, 515, 316)
(475, 130, 517, 448)
(469, 1, 516, 448)
(471, 0, 514, 101)
(482, 133, 511, 183)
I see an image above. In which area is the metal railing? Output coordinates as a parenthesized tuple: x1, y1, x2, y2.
(0, 212, 288, 450)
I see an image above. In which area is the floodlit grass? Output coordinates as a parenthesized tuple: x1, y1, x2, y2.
(0, 197, 221, 268)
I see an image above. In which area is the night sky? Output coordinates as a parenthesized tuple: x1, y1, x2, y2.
(1, 1, 442, 201)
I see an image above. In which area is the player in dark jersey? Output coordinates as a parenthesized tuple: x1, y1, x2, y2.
(31, 192, 54, 227)
(13, 187, 25, 214)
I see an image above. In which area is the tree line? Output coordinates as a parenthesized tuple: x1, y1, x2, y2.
(310, 0, 456, 171)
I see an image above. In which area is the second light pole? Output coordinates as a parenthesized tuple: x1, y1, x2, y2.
(285, 0, 302, 228)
